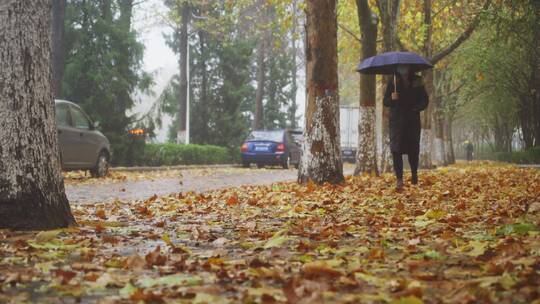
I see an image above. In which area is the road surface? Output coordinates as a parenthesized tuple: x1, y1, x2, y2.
(65, 165, 356, 204)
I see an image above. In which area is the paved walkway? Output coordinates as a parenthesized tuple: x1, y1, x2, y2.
(65, 165, 356, 204)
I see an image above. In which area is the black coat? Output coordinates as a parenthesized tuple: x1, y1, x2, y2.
(383, 74, 429, 155)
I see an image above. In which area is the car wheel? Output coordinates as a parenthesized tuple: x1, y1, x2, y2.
(282, 155, 290, 169)
(242, 161, 250, 168)
(91, 152, 109, 178)
(257, 163, 264, 169)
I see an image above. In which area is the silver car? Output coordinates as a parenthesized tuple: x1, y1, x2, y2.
(55, 99, 111, 177)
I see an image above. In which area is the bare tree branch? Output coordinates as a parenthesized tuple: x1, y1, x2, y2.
(433, 0, 456, 19)
(338, 23, 362, 43)
(338, 23, 382, 44)
(438, 81, 465, 98)
(396, 36, 407, 51)
(431, 0, 492, 64)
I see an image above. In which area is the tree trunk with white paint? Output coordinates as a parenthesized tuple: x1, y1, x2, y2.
(420, 0, 434, 169)
(379, 109, 393, 172)
(0, 0, 76, 230)
(298, 0, 343, 185)
(443, 116, 454, 164)
(432, 97, 446, 166)
(432, 68, 446, 166)
(433, 133, 445, 166)
(354, 0, 378, 175)
(419, 111, 434, 168)
(355, 106, 377, 175)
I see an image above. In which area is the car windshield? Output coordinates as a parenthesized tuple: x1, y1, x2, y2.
(247, 130, 284, 142)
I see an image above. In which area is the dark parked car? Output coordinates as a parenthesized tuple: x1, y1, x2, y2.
(55, 100, 111, 177)
(241, 129, 302, 169)
(341, 147, 357, 163)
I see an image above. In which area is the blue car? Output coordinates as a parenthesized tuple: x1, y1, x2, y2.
(241, 129, 302, 169)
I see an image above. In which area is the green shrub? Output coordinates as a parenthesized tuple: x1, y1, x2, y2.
(492, 152, 512, 162)
(480, 147, 540, 164)
(140, 143, 234, 166)
(510, 147, 540, 164)
(106, 132, 146, 167)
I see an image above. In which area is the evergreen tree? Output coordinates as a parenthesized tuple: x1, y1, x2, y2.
(159, 4, 255, 147)
(61, 0, 151, 164)
(263, 44, 295, 130)
(158, 1, 299, 147)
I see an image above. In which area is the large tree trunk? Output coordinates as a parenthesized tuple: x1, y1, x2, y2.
(443, 115, 455, 164)
(433, 93, 446, 166)
(298, 0, 343, 184)
(432, 68, 445, 165)
(420, 0, 434, 168)
(0, 0, 76, 230)
(378, 0, 400, 173)
(354, 0, 378, 175)
(177, 2, 190, 144)
(433, 124, 445, 166)
(52, 0, 66, 98)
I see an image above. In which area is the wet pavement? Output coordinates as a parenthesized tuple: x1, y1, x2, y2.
(65, 165, 356, 204)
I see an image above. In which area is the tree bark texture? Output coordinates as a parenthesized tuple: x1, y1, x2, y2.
(0, 0, 76, 230)
(433, 91, 446, 166)
(377, 0, 400, 173)
(298, 0, 344, 184)
(443, 116, 454, 164)
(51, 0, 66, 98)
(427, 0, 490, 165)
(177, 2, 190, 143)
(354, 0, 378, 175)
(420, 0, 434, 168)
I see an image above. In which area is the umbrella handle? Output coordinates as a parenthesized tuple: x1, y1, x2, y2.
(394, 74, 397, 93)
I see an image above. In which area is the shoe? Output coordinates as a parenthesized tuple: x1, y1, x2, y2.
(396, 179, 404, 190)
(411, 173, 418, 185)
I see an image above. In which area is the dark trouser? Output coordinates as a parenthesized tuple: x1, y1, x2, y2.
(466, 151, 473, 161)
(392, 152, 419, 180)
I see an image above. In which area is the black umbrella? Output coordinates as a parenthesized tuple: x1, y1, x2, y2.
(356, 51, 433, 94)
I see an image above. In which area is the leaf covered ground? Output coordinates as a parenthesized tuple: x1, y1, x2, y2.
(63, 168, 231, 185)
(1, 163, 540, 303)
(62, 167, 302, 186)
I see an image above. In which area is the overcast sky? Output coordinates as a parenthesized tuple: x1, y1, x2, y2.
(132, 0, 306, 142)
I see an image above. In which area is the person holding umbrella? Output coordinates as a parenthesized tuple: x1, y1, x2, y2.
(357, 52, 432, 189)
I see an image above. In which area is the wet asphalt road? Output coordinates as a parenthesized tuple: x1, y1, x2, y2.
(65, 165, 356, 204)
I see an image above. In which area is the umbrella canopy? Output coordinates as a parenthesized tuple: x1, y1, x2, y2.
(356, 51, 433, 75)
